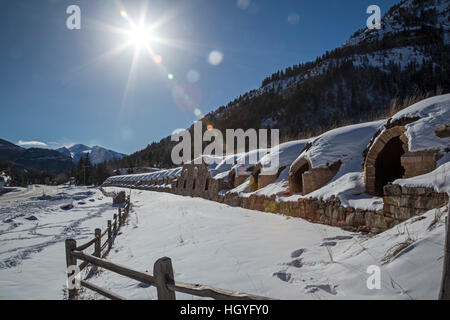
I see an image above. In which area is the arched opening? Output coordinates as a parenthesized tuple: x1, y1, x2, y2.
(183, 180, 187, 189)
(374, 136, 405, 196)
(249, 166, 261, 191)
(289, 158, 311, 194)
(205, 178, 209, 191)
(228, 170, 235, 189)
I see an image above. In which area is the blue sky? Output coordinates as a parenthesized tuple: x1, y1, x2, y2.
(0, 0, 400, 154)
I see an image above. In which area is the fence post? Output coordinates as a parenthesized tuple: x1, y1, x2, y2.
(439, 209, 450, 299)
(94, 228, 101, 257)
(113, 214, 118, 235)
(153, 257, 176, 300)
(107, 220, 112, 250)
(118, 208, 122, 226)
(65, 239, 78, 300)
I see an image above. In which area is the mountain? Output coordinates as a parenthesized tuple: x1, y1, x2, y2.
(0, 138, 73, 175)
(57, 144, 126, 165)
(116, 0, 450, 169)
(0, 138, 24, 159)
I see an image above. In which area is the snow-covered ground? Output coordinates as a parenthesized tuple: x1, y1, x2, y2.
(0, 185, 447, 300)
(0, 185, 118, 299)
(81, 187, 447, 300)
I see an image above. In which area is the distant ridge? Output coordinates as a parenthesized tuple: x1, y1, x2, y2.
(56, 144, 126, 165)
(0, 138, 73, 174)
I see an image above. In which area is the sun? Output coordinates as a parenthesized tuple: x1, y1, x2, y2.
(88, 4, 184, 109)
(128, 25, 153, 47)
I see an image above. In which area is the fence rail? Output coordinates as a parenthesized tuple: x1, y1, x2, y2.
(66, 195, 131, 297)
(65, 194, 272, 300)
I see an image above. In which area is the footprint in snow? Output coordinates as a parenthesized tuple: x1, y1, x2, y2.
(323, 235, 353, 241)
(305, 284, 338, 295)
(273, 271, 292, 282)
(290, 248, 306, 258)
(286, 258, 303, 268)
(320, 241, 337, 247)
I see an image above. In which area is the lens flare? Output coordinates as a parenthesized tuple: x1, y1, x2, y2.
(194, 108, 202, 117)
(207, 124, 214, 131)
(208, 50, 224, 66)
(168, 73, 174, 80)
(288, 13, 300, 25)
(187, 69, 200, 83)
(172, 83, 202, 111)
(237, 0, 251, 10)
(153, 55, 163, 64)
(120, 9, 127, 18)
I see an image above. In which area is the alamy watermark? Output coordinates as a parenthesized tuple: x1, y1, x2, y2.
(65, 5, 381, 31)
(66, 5, 81, 30)
(66, 265, 81, 290)
(367, 5, 382, 30)
(171, 121, 280, 174)
(366, 265, 381, 290)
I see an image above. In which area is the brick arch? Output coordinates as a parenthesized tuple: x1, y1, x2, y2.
(364, 126, 408, 196)
(288, 157, 312, 194)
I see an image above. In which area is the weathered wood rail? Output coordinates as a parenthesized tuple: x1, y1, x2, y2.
(98, 186, 119, 198)
(65, 195, 132, 298)
(65, 195, 272, 300)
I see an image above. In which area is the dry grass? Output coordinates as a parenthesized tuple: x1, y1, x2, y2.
(382, 238, 415, 263)
(324, 244, 334, 263)
(384, 86, 444, 118)
(428, 208, 445, 231)
(382, 225, 416, 263)
(411, 216, 426, 224)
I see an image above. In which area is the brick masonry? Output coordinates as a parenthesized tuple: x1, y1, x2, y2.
(103, 159, 448, 234)
(104, 124, 448, 235)
(364, 126, 439, 195)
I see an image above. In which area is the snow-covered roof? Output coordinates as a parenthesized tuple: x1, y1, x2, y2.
(390, 94, 450, 153)
(104, 167, 182, 184)
(290, 120, 385, 175)
(259, 139, 310, 174)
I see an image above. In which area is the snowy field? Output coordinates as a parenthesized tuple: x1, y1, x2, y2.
(85, 187, 446, 300)
(0, 185, 118, 299)
(0, 185, 447, 300)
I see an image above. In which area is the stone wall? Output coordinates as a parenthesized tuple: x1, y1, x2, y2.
(170, 163, 229, 201)
(383, 184, 449, 221)
(104, 162, 449, 234)
(216, 192, 397, 234)
(401, 150, 439, 178)
(257, 173, 278, 190)
(302, 167, 339, 195)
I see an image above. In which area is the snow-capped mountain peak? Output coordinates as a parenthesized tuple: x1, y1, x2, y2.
(56, 144, 126, 165)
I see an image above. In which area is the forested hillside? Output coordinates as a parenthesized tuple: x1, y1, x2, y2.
(114, 0, 450, 169)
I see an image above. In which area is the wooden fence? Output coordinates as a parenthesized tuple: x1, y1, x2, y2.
(65, 195, 272, 300)
(65, 195, 131, 299)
